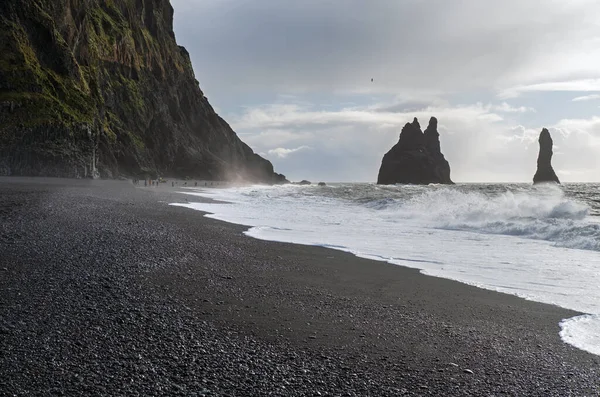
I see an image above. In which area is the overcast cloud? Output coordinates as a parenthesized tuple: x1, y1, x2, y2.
(171, 0, 600, 182)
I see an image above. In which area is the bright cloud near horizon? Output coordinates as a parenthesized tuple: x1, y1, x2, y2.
(171, 0, 600, 182)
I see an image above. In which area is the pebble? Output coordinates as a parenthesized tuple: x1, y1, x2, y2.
(1, 180, 599, 396)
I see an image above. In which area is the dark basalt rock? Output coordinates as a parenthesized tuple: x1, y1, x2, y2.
(318, 182, 326, 186)
(297, 180, 312, 185)
(377, 117, 453, 185)
(533, 128, 560, 184)
(0, 0, 287, 184)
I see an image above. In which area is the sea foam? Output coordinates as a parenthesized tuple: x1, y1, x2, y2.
(171, 183, 600, 356)
(372, 186, 599, 251)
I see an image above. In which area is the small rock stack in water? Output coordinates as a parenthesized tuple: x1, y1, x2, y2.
(533, 128, 560, 184)
(377, 117, 453, 185)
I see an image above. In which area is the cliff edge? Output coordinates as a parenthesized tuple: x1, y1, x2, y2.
(377, 117, 453, 185)
(533, 128, 560, 184)
(0, 0, 286, 183)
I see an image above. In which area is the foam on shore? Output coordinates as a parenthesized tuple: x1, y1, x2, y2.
(171, 183, 600, 356)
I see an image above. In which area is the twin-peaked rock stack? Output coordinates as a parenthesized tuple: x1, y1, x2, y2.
(377, 117, 453, 185)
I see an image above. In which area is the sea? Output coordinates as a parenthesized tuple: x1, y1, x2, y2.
(171, 182, 600, 357)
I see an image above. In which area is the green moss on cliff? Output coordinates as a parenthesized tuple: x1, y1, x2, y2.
(0, 0, 282, 182)
(0, 0, 188, 173)
(130, 133, 145, 151)
(0, 21, 95, 129)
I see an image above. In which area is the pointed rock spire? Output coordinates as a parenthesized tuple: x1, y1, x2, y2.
(424, 116, 440, 154)
(412, 117, 421, 130)
(533, 128, 560, 184)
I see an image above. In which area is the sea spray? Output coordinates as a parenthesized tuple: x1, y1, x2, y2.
(378, 186, 598, 251)
(172, 182, 600, 356)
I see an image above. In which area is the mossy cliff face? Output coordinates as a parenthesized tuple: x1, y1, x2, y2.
(0, 0, 286, 182)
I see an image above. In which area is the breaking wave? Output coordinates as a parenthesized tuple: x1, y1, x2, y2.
(366, 185, 599, 251)
(173, 182, 600, 356)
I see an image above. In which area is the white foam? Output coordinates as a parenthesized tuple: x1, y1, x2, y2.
(171, 183, 600, 356)
(370, 185, 599, 251)
(560, 315, 600, 356)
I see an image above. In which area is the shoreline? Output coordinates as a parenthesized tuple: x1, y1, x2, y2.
(172, 183, 600, 354)
(1, 177, 599, 395)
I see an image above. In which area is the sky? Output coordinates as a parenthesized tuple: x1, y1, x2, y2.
(170, 0, 600, 182)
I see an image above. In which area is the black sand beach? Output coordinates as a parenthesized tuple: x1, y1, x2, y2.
(1, 177, 599, 396)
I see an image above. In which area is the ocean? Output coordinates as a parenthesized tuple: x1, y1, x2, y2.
(171, 183, 600, 357)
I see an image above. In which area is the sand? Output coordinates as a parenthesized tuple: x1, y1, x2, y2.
(1, 177, 599, 396)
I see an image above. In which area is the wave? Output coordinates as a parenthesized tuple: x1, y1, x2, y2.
(173, 183, 600, 356)
(560, 315, 600, 357)
(365, 185, 600, 251)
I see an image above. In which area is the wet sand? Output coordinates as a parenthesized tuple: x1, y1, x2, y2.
(1, 177, 599, 396)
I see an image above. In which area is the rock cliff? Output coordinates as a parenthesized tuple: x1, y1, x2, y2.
(377, 117, 453, 185)
(0, 0, 286, 183)
(533, 128, 560, 184)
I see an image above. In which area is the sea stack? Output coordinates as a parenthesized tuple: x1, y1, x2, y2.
(533, 128, 560, 184)
(377, 117, 453, 185)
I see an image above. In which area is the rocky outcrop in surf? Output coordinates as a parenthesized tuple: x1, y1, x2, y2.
(0, 0, 286, 183)
(377, 117, 453, 185)
(533, 128, 560, 184)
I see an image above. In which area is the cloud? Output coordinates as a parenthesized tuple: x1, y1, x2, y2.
(169, 1, 600, 182)
(499, 79, 600, 99)
(572, 94, 600, 102)
(233, 100, 519, 182)
(172, 0, 600, 98)
(231, 102, 505, 132)
(494, 102, 535, 113)
(550, 117, 600, 178)
(232, 99, 600, 182)
(267, 146, 311, 158)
